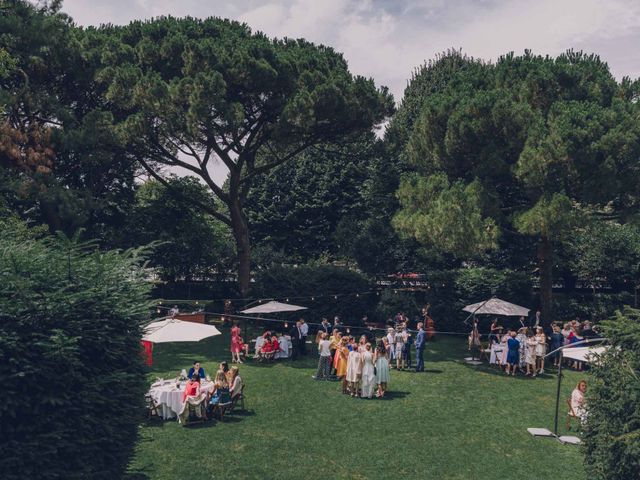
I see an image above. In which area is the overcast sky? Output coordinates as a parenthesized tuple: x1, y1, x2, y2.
(61, 0, 640, 183)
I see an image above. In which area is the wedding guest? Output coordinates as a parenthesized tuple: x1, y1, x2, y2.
(229, 366, 243, 400)
(560, 322, 571, 344)
(335, 337, 349, 394)
(386, 328, 395, 362)
(516, 327, 528, 369)
(346, 344, 363, 397)
(320, 318, 331, 334)
(230, 322, 241, 339)
(569, 380, 588, 423)
(314, 332, 332, 380)
(402, 325, 413, 368)
(488, 318, 500, 344)
(360, 343, 376, 398)
(231, 332, 245, 364)
(183, 373, 201, 402)
(188, 361, 205, 380)
(333, 316, 343, 332)
(415, 322, 426, 372)
(358, 335, 367, 352)
(535, 327, 547, 374)
(329, 331, 342, 375)
(299, 319, 309, 355)
(208, 370, 231, 407)
(394, 327, 406, 370)
(290, 320, 304, 359)
(505, 331, 520, 376)
(525, 331, 538, 376)
(374, 344, 390, 398)
(550, 324, 564, 367)
(382, 336, 391, 360)
(270, 335, 280, 356)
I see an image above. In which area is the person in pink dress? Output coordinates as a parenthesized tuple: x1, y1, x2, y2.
(230, 322, 245, 363)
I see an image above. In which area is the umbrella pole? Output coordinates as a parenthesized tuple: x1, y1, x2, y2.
(553, 350, 564, 437)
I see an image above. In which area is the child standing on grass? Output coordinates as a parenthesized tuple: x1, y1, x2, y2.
(374, 344, 390, 398)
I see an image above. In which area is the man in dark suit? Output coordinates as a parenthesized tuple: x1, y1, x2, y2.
(290, 320, 304, 359)
(415, 322, 426, 372)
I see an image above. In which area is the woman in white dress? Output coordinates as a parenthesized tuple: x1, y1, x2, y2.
(345, 347, 362, 397)
(394, 327, 405, 370)
(385, 328, 395, 362)
(360, 343, 376, 399)
(525, 331, 538, 376)
(374, 344, 390, 398)
(535, 327, 547, 374)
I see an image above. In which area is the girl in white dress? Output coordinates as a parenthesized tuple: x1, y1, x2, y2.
(374, 344, 390, 398)
(345, 348, 362, 397)
(360, 343, 376, 399)
(535, 327, 547, 374)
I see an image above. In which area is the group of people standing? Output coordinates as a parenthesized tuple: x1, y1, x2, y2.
(313, 322, 430, 398)
(493, 317, 600, 376)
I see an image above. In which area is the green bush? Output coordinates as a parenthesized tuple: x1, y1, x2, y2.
(252, 265, 374, 326)
(0, 223, 152, 479)
(583, 307, 640, 479)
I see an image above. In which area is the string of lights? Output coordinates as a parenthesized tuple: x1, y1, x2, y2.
(153, 285, 446, 310)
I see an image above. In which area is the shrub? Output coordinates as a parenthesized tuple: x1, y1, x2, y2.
(582, 307, 640, 479)
(0, 224, 152, 479)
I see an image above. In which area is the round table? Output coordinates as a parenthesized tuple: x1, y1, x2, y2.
(149, 380, 215, 420)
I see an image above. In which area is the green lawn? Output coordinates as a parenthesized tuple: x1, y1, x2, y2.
(129, 331, 586, 480)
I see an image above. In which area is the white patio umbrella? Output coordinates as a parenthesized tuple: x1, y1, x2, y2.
(142, 318, 221, 343)
(240, 300, 307, 314)
(561, 345, 608, 363)
(463, 297, 530, 317)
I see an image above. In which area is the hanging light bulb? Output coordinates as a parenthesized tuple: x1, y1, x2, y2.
(284, 322, 289, 328)
(311, 296, 315, 301)
(159, 301, 163, 305)
(346, 328, 351, 334)
(157, 308, 161, 314)
(356, 293, 360, 297)
(286, 298, 289, 302)
(334, 295, 338, 299)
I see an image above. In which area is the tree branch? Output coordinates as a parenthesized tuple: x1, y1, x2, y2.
(137, 157, 232, 226)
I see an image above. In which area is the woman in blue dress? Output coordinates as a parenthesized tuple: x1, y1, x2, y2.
(505, 331, 520, 376)
(549, 324, 564, 367)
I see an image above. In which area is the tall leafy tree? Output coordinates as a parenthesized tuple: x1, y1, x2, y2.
(0, 1, 139, 238)
(245, 133, 375, 264)
(393, 51, 640, 323)
(123, 177, 234, 281)
(86, 17, 394, 295)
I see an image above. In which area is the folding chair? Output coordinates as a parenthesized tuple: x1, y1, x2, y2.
(145, 394, 160, 419)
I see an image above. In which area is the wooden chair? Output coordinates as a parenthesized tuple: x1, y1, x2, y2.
(212, 401, 233, 421)
(145, 394, 160, 419)
(566, 398, 580, 430)
(229, 385, 246, 413)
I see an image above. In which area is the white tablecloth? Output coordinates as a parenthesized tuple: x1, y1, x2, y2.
(489, 344, 504, 365)
(149, 380, 215, 420)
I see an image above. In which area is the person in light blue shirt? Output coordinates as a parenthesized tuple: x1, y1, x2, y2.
(415, 323, 426, 372)
(188, 361, 205, 380)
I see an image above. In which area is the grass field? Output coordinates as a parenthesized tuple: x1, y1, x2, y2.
(129, 330, 586, 480)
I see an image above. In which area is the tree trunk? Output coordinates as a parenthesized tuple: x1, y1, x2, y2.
(537, 235, 553, 326)
(229, 198, 251, 298)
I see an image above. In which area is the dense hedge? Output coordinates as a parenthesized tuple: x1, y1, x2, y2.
(583, 307, 640, 479)
(0, 222, 152, 479)
(252, 265, 375, 325)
